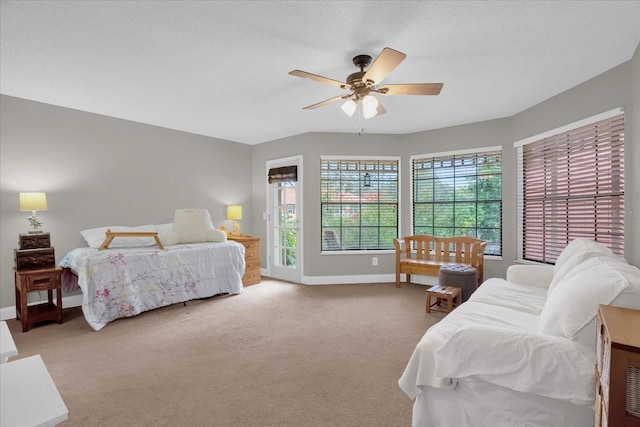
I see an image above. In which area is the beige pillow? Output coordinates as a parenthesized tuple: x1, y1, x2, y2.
(171, 209, 227, 244)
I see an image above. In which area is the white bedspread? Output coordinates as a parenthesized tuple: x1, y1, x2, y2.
(59, 241, 245, 331)
(399, 279, 545, 396)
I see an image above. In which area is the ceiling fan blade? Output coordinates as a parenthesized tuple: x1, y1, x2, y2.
(378, 83, 443, 96)
(362, 47, 407, 84)
(289, 70, 348, 89)
(302, 94, 351, 110)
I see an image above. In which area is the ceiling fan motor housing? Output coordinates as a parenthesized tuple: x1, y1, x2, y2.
(352, 54, 372, 70)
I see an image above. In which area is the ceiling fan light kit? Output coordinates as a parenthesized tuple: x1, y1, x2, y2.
(341, 99, 357, 117)
(289, 47, 443, 119)
(362, 95, 379, 119)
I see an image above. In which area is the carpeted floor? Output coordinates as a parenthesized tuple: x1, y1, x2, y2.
(6, 279, 442, 426)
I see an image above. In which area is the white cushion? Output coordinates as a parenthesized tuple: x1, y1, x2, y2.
(608, 258, 640, 310)
(172, 209, 227, 244)
(539, 256, 629, 347)
(548, 238, 618, 297)
(80, 224, 157, 249)
(158, 230, 180, 247)
(434, 325, 594, 406)
(207, 228, 227, 242)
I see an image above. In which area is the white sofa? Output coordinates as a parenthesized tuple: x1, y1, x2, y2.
(398, 239, 640, 427)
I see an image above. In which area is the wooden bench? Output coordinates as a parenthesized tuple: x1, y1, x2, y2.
(393, 235, 487, 288)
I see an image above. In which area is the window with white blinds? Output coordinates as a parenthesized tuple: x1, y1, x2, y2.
(515, 109, 625, 263)
(321, 157, 399, 251)
(412, 148, 503, 256)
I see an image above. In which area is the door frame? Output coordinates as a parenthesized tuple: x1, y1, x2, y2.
(265, 155, 303, 283)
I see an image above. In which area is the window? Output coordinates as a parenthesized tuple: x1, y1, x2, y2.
(515, 109, 625, 263)
(412, 148, 502, 256)
(321, 157, 399, 251)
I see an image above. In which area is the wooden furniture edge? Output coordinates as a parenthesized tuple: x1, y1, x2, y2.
(394, 235, 487, 288)
(426, 285, 461, 313)
(98, 230, 165, 250)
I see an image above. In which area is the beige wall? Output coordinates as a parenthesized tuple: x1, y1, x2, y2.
(251, 52, 640, 280)
(0, 96, 253, 311)
(1, 44, 639, 313)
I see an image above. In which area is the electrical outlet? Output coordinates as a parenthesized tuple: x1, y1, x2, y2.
(372, 257, 378, 266)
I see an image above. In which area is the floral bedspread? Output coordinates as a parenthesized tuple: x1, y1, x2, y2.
(59, 241, 245, 331)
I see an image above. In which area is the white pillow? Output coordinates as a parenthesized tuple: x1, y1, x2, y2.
(434, 325, 594, 405)
(81, 225, 157, 249)
(207, 228, 227, 242)
(607, 257, 640, 310)
(539, 256, 629, 347)
(172, 209, 227, 244)
(158, 230, 180, 247)
(548, 238, 618, 297)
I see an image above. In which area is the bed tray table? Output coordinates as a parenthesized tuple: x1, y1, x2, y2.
(99, 230, 164, 250)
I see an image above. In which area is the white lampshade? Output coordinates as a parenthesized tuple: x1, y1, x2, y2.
(362, 95, 379, 119)
(19, 192, 48, 212)
(341, 99, 357, 117)
(227, 205, 242, 220)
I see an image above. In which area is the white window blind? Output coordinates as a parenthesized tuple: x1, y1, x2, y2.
(412, 148, 502, 256)
(321, 158, 399, 251)
(516, 111, 625, 263)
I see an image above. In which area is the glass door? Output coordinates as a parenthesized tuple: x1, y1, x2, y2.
(267, 156, 302, 283)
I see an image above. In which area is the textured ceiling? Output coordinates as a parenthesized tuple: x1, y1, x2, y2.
(1, 1, 639, 145)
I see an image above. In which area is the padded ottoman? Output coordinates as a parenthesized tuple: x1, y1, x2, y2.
(438, 265, 478, 302)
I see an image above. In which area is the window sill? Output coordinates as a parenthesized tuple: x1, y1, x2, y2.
(321, 249, 395, 256)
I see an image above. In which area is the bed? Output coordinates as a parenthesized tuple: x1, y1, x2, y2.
(60, 241, 245, 331)
(59, 210, 249, 330)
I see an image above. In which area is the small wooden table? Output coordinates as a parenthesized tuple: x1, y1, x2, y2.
(15, 267, 63, 332)
(98, 230, 164, 250)
(426, 284, 461, 314)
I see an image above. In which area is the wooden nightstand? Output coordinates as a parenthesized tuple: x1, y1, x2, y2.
(228, 235, 261, 286)
(14, 267, 63, 332)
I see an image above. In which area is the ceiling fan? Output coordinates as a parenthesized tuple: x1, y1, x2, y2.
(289, 47, 443, 119)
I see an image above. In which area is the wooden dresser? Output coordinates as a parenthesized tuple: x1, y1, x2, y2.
(228, 235, 261, 286)
(595, 305, 640, 427)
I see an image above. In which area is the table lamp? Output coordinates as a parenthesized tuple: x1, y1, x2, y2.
(227, 205, 242, 236)
(19, 192, 48, 234)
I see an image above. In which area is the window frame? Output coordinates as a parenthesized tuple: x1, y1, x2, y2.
(410, 146, 503, 257)
(320, 155, 400, 253)
(514, 107, 625, 264)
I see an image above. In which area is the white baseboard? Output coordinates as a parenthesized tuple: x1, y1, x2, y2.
(0, 294, 83, 321)
(301, 273, 396, 285)
(299, 273, 436, 286)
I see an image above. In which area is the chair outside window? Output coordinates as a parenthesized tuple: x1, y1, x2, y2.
(323, 230, 341, 250)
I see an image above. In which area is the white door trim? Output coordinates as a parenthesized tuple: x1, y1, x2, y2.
(265, 155, 303, 283)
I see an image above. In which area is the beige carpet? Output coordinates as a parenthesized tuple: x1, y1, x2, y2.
(6, 279, 442, 426)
